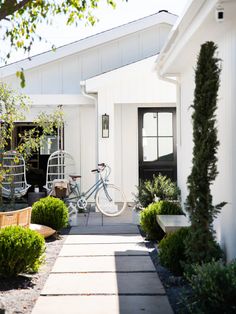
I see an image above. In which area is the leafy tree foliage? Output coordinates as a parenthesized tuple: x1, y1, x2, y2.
(0, 82, 63, 205)
(185, 41, 226, 264)
(0, 0, 120, 64)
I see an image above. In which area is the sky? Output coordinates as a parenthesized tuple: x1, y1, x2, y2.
(2, 0, 190, 65)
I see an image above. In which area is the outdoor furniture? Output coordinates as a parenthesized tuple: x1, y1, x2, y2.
(44, 150, 75, 194)
(2, 151, 31, 199)
(0, 207, 32, 229)
(156, 214, 191, 234)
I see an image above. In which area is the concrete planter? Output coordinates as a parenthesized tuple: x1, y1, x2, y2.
(132, 208, 141, 225)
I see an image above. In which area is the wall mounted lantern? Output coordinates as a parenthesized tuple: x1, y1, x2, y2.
(102, 113, 109, 138)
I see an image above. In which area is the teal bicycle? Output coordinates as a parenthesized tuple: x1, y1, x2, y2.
(66, 163, 127, 217)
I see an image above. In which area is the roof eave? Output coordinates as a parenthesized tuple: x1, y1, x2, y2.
(157, 0, 218, 76)
(0, 11, 177, 78)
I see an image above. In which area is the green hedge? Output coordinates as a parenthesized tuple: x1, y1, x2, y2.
(185, 261, 236, 313)
(0, 226, 45, 277)
(32, 196, 68, 230)
(159, 227, 190, 275)
(140, 200, 183, 240)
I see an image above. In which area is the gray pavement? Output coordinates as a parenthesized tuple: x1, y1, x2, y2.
(32, 208, 173, 314)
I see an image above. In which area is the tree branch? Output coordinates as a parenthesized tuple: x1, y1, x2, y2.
(0, 0, 32, 21)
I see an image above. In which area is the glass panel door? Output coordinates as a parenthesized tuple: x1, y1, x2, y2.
(138, 108, 177, 182)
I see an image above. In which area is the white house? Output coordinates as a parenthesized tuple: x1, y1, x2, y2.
(157, 0, 236, 261)
(0, 11, 177, 201)
(1, 0, 236, 261)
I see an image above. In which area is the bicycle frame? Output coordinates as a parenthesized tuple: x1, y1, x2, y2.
(66, 164, 110, 204)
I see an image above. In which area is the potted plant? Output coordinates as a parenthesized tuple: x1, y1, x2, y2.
(132, 174, 180, 225)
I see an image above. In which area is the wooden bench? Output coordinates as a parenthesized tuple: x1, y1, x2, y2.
(0, 207, 32, 229)
(156, 214, 191, 234)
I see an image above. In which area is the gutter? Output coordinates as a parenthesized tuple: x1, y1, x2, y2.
(80, 81, 99, 170)
(156, 70, 182, 146)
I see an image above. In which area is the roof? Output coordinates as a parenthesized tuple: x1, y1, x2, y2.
(157, 0, 221, 75)
(0, 10, 177, 78)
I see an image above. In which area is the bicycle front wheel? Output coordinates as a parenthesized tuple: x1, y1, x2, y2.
(95, 184, 127, 216)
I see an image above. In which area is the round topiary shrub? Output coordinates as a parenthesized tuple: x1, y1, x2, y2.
(0, 226, 45, 277)
(32, 196, 68, 231)
(185, 261, 236, 313)
(140, 200, 183, 240)
(158, 227, 190, 275)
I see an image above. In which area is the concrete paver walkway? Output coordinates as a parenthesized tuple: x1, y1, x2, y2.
(32, 210, 173, 314)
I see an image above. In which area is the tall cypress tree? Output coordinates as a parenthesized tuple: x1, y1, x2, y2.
(186, 41, 225, 264)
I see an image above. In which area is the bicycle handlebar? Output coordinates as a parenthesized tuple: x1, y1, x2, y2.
(98, 163, 105, 167)
(91, 163, 111, 179)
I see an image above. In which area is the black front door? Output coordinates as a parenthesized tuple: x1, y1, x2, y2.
(138, 108, 177, 182)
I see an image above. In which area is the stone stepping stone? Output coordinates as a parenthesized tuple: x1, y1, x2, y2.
(32, 295, 173, 314)
(64, 234, 144, 244)
(41, 272, 165, 295)
(69, 224, 139, 235)
(59, 243, 151, 256)
(52, 255, 156, 273)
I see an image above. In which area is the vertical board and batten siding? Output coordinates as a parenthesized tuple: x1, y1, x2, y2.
(0, 16, 175, 204)
(23, 104, 96, 195)
(174, 1, 236, 261)
(115, 103, 176, 201)
(214, 26, 236, 261)
(85, 55, 176, 201)
(3, 24, 171, 94)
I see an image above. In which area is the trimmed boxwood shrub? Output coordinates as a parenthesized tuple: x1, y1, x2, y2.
(0, 226, 45, 277)
(140, 200, 183, 240)
(185, 261, 236, 313)
(32, 196, 68, 231)
(158, 227, 190, 275)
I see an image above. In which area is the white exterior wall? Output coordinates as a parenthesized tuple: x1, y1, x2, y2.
(0, 12, 176, 205)
(214, 26, 236, 260)
(3, 23, 172, 94)
(177, 67, 194, 204)
(86, 56, 176, 201)
(15, 102, 95, 194)
(162, 0, 236, 261)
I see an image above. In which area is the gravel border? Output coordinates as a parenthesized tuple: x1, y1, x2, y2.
(0, 228, 69, 314)
(0, 226, 190, 314)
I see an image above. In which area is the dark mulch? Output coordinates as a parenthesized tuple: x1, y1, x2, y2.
(0, 228, 70, 314)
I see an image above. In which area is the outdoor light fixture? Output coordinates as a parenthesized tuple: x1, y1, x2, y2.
(102, 113, 109, 138)
(215, 3, 224, 22)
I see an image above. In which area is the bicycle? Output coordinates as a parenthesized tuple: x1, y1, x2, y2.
(65, 163, 127, 217)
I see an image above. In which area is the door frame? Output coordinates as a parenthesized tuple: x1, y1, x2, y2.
(138, 107, 177, 181)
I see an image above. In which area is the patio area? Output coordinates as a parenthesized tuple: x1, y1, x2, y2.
(31, 207, 173, 314)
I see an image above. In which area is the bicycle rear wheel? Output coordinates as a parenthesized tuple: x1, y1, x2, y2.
(95, 184, 127, 216)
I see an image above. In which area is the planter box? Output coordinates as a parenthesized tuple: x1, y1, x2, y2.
(156, 214, 190, 234)
(132, 208, 141, 225)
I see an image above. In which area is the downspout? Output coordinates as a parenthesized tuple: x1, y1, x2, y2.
(157, 71, 182, 146)
(80, 81, 99, 169)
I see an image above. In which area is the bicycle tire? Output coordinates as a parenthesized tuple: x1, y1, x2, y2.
(95, 184, 127, 216)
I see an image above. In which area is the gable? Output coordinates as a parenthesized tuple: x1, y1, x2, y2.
(1, 12, 176, 94)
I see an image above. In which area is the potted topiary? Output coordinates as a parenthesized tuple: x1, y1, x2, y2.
(132, 174, 180, 225)
(31, 196, 68, 231)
